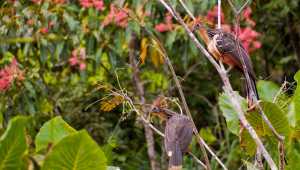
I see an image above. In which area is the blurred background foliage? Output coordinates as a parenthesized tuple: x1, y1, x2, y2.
(1, 0, 300, 169)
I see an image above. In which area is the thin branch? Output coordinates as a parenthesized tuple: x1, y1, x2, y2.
(217, 0, 222, 29)
(155, 1, 278, 169)
(123, 95, 207, 169)
(179, 0, 195, 20)
(226, 0, 251, 14)
(163, 50, 213, 170)
(129, 34, 160, 170)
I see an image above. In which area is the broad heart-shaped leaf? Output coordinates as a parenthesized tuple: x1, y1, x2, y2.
(240, 101, 290, 155)
(0, 116, 28, 170)
(42, 130, 107, 170)
(257, 80, 280, 102)
(288, 71, 300, 127)
(243, 160, 259, 170)
(218, 92, 247, 135)
(35, 116, 76, 152)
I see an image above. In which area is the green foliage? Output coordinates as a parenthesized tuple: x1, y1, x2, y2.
(218, 92, 247, 135)
(35, 116, 76, 152)
(42, 130, 107, 170)
(257, 80, 280, 102)
(0, 116, 28, 170)
(1, 0, 300, 169)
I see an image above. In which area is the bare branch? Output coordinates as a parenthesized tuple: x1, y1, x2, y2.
(217, 0, 221, 29)
(123, 94, 207, 169)
(155, 1, 278, 169)
(179, 0, 195, 20)
(129, 34, 160, 170)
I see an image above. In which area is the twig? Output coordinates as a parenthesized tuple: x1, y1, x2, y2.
(155, 1, 278, 169)
(129, 34, 160, 170)
(217, 0, 221, 29)
(226, 0, 251, 14)
(179, 0, 195, 20)
(123, 95, 207, 169)
(153, 38, 227, 170)
(163, 49, 213, 170)
(273, 81, 287, 103)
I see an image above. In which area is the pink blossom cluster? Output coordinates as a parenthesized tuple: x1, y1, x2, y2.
(102, 4, 129, 28)
(69, 48, 87, 71)
(0, 58, 24, 92)
(205, 6, 261, 53)
(80, 0, 105, 11)
(155, 13, 174, 32)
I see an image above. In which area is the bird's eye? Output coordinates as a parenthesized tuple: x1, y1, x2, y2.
(151, 107, 160, 113)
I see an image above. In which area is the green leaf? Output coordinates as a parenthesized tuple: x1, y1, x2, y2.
(218, 92, 247, 135)
(243, 161, 259, 170)
(0, 116, 28, 170)
(35, 116, 76, 152)
(260, 102, 290, 137)
(240, 101, 289, 155)
(288, 71, 300, 127)
(42, 130, 107, 170)
(257, 80, 280, 102)
(200, 128, 216, 144)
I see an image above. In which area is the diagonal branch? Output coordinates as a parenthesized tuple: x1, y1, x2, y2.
(123, 94, 207, 169)
(155, 0, 278, 169)
(129, 34, 160, 170)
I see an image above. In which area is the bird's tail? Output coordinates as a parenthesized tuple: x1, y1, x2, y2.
(168, 142, 182, 170)
(244, 72, 259, 107)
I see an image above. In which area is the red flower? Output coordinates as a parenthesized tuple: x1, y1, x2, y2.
(31, 0, 42, 4)
(102, 4, 128, 28)
(206, 6, 225, 24)
(69, 48, 87, 71)
(80, 0, 93, 8)
(53, 0, 65, 4)
(39, 27, 49, 34)
(154, 13, 174, 32)
(0, 58, 24, 92)
(93, 0, 105, 11)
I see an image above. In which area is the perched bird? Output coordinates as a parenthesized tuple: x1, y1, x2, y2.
(164, 114, 193, 170)
(151, 107, 193, 170)
(195, 24, 259, 106)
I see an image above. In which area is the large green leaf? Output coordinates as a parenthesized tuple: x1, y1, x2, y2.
(257, 80, 280, 102)
(0, 116, 28, 170)
(240, 102, 290, 155)
(288, 71, 300, 127)
(42, 130, 107, 170)
(35, 116, 76, 152)
(218, 92, 247, 135)
(261, 102, 290, 137)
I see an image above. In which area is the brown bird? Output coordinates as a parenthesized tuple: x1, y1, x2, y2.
(151, 107, 193, 170)
(195, 24, 259, 106)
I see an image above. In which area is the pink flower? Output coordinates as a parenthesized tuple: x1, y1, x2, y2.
(69, 48, 87, 71)
(31, 0, 42, 4)
(253, 41, 262, 49)
(39, 27, 49, 34)
(79, 63, 86, 70)
(0, 58, 24, 92)
(102, 4, 128, 28)
(80, 0, 93, 8)
(154, 13, 174, 32)
(155, 23, 172, 32)
(206, 6, 225, 24)
(243, 7, 252, 19)
(93, 0, 105, 11)
(53, 0, 65, 4)
(69, 56, 79, 66)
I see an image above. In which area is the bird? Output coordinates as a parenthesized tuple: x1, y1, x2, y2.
(194, 23, 259, 106)
(151, 107, 193, 170)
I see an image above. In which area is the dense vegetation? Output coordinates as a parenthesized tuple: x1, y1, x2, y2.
(1, 0, 300, 169)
